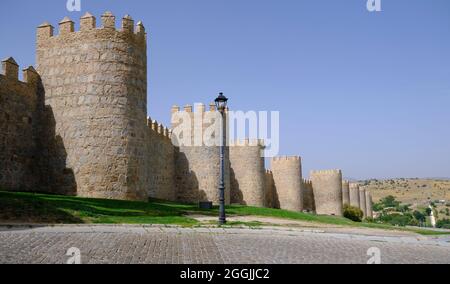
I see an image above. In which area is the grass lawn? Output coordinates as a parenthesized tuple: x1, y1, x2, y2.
(0, 191, 200, 226)
(0, 191, 448, 235)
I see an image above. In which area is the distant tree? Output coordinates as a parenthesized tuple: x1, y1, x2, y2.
(413, 211, 425, 222)
(373, 201, 384, 212)
(343, 205, 364, 222)
(378, 195, 400, 209)
(409, 219, 419, 227)
(425, 207, 432, 216)
(379, 213, 412, 227)
(436, 219, 450, 229)
(373, 195, 406, 212)
(399, 204, 411, 213)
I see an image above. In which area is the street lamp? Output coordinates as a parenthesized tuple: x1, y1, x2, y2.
(215, 92, 228, 225)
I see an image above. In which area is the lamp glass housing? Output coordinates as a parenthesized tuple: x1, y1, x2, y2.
(214, 93, 228, 111)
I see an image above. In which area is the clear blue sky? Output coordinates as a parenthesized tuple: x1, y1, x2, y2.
(1, 0, 449, 179)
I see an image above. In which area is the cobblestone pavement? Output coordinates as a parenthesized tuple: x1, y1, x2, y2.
(0, 225, 449, 264)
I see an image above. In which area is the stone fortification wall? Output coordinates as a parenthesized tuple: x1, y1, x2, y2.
(310, 170, 343, 216)
(229, 139, 265, 207)
(36, 12, 148, 200)
(271, 156, 303, 212)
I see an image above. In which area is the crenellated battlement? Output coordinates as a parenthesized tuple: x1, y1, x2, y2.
(0, 57, 40, 87)
(349, 183, 360, 190)
(310, 169, 342, 176)
(229, 139, 265, 147)
(37, 12, 146, 43)
(271, 156, 301, 162)
(171, 102, 227, 115)
(147, 117, 172, 140)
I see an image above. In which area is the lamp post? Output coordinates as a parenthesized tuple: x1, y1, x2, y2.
(215, 92, 228, 225)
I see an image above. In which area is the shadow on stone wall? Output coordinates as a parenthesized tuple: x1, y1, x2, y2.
(272, 187, 281, 209)
(174, 149, 208, 203)
(0, 75, 77, 196)
(230, 167, 245, 205)
(39, 106, 76, 196)
(310, 188, 316, 212)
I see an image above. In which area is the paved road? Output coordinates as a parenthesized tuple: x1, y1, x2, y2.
(0, 225, 449, 264)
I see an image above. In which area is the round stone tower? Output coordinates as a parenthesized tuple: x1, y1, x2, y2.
(349, 183, 360, 208)
(229, 139, 266, 207)
(342, 180, 350, 206)
(171, 103, 230, 204)
(36, 12, 148, 200)
(359, 187, 367, 218)
(365, 190, 373, 218)
(271, 156, 303, 212)
(310, 170, 343, 216)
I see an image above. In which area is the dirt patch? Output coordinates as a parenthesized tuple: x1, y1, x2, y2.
(187, 214, 419, 237)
